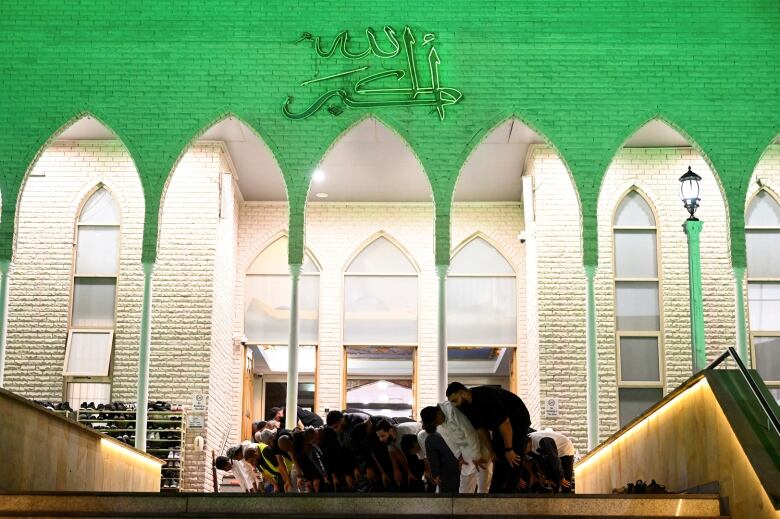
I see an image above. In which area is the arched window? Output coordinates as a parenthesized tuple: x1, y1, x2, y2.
(245, 236, 320, 416)
(746, 190, 780, 402)
(343, 235, 418, 417)
(64, 187, 121, 405)
(613, 191, 664, 427)
(447, 236, 517, 388)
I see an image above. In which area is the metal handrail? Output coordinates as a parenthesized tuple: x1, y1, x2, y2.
(706, 346, 780, 437)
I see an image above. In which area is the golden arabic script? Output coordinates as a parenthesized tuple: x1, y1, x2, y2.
(283, 26, 463, 121)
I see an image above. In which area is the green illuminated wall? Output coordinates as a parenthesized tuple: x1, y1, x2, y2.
(0, 1, 778, 267)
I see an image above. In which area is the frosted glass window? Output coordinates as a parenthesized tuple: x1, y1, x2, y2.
(75, 226, 119, 275)
(614, 192, 655, 227)
(344, 276, 418, 343)
(346, 346, 414, 376)
(72, 279, 116, 327)
(64, 331, 113, 376)
(746, 231, 780, 278)
(67, 382, 111, 406)
(347, 237, 416, 274)
(618, 388, 663, 428)
(615, 281, 660, 331)
(748, 283, 780, 331)
(245, 275, 319, 344)
(450, 238, 514, 274)
(746, 191, 780, 226)
(754, 337, 780, 382)
(614, 230, 657, 278)
(79, 188, 120, 225)
(619, 337, 660, 382)
(447, 277, 516, 344)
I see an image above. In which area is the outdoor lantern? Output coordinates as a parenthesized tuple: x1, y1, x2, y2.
(679, 166, 702, 220)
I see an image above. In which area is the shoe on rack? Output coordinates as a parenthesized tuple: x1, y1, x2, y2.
(80, 402, 89, 410)
(174, 451, 180, 460)
(147, 432, 154, 441)
(87, 402, 96, 410)
(171, 479, 179, 489)
(163, 479, 171, 489)
(167, 451, 174, 460)
(173, 461, 180, 468)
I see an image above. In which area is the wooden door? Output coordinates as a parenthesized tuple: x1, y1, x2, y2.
(241, 347, 253, 441)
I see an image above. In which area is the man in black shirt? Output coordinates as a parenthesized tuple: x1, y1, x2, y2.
(446, 382, 531, 493)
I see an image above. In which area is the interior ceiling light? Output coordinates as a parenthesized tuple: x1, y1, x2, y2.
(313, 169, 325, 182)
(315, 192, 329, 198)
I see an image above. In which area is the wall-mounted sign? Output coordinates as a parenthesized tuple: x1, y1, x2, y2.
(188, 415, 204, 429)
(545, 397, 559, 418)
(192, 394, 207, 412)
(284, 26, 462, 121)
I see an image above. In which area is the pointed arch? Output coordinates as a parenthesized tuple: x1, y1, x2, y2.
(343, 231, 420, 274)
(450, 231, 517, 275)
(606, 116, 730, 225)
(161, 112, 289, 209)
(612, 188, 660, 228)
(12, 113, 142, 260)
(453, 114, 580, 209)
(246, 232, 322, 274)
(745, 188, 780, 226)
(306, 114, 434, 203)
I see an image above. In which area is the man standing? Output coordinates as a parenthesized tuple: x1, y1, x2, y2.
(420, 402, 492, 493)
(446, 382, 531, 493)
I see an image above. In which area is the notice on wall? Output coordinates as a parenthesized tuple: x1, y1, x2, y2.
(188, 415, 204, 429)
(545, 398, 559, 418)
(192, 394, 207, 412)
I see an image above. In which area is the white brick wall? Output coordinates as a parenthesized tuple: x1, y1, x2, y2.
(527, 144, 737, 450)
(524, 146, 588, 450)
(594, 147, 735, 438)
(6, 141, 145, 400)
(237, 202, 528, 414)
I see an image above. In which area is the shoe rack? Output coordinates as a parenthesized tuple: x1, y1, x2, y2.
(75, 403, 186, 492)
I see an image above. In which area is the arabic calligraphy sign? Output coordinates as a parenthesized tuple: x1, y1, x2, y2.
(283, 26, 463, 121)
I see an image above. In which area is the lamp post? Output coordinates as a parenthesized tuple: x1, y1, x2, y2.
(680, 166, 707, 372)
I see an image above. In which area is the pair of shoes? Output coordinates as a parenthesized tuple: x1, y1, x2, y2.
(647, 480, 671, 494)
(163, 479, 172, 489)
(167, 451, 175, 460)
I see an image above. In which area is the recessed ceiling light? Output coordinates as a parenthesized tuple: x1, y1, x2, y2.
(315, 192, 329, 198)
(313, 169, 325, 182)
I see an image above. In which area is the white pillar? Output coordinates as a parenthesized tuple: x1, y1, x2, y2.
(285, 264, 302, 430)
(436, 264, 449, 401)
(135, 261, 155, 452)
(0, 259, 10, 388)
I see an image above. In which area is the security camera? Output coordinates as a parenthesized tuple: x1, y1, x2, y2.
(518, 231, 527, 243)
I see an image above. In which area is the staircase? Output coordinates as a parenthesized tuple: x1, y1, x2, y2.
(0, 492, 727, 518)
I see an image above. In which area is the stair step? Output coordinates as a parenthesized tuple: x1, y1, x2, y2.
(0, 493, 724, 518)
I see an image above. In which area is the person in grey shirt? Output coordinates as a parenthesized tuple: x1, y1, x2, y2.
(424, 431, 460, 493)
